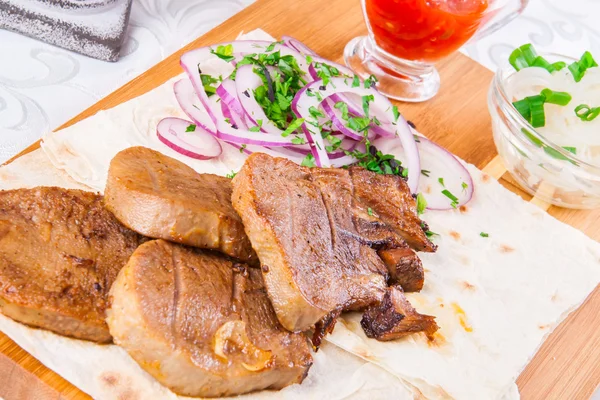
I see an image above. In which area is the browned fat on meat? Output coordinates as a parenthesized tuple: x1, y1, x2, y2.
(107, 240, 312, 398)
(361, 286, 438, 341)
(104, 146, 256, 263)
(378, 247, 424, 292)
(232, 153, 435, 334)
(0, 187, 143, 342)
(349, 166, 436, 252)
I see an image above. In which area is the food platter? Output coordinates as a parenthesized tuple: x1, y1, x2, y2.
(2, 0, 600, 399)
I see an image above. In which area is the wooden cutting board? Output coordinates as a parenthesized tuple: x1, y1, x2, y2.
(2, 0, 600, 399)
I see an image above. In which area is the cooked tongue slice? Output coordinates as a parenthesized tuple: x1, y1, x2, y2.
(0, 187, 143, 343)
(107, 239, 312, 398)
(378, 246, 425, 292)
(349, 166, 437, 253)
(361, 286, 439, 341)
(232, 154, 389, 333)
(104, 146, 256, 263)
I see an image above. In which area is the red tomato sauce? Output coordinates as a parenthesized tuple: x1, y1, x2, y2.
(366, 0, 489, 63)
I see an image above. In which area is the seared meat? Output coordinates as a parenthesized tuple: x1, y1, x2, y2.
(361, 286, 438, 341)
(0, 187, 143, 342)
(349, 167, 436, 252)
(105, 146, 256, 263)
(232, 154, 388, 332)
(378, 247, 424, 292)
(107, 240, 312, 398)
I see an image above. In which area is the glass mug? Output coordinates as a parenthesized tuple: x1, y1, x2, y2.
(344, 0, 529, 102)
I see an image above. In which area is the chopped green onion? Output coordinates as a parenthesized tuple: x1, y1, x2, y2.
(562, 146, 577, 154)
(185, 124, 196, 132)
(438, 177, 445, 187)
(441, 189, 459, 208)
(540, 89, 572, 106)
(575, 104, 600, 121)
(552, 61, 567, 71)
(527, 95, 546, 128)
(480, 232, 489, 238)
(416, 193, 427, 215)
(509, 44, 538, 71)
(543, 146, 577, 164)
(568, 51, 598, 82)
(512, 98, 531, 120)
(532, 56, 556, 73)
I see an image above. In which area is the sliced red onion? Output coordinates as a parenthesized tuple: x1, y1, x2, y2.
(235, 64, 285, 135)
(173, 79, 216, 135)
(281, 35, 318, 56)
(292, 77, 420, 189)
(208, 97, 296, 147)
(157, 117, 222, 160)
(217, 79, 247, 121)
(376, 135, 473, 209)
(220, 101, 248, 130)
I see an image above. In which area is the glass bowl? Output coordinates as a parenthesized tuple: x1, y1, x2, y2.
(488, 53, 600, 209)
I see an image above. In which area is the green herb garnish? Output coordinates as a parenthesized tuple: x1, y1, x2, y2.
(185, 124, 196, 132)
(301, 154, 316, 167)
(480, 232, 489, 238)
(210, 44, 235, 62)
(438, 177, 445, 187)
(575, 104, 600, 122)
(367, 207, 374, 216)
(441, 189, 459, 208)
(568, 51, 598, 82)
(226, 170, 237, 179)
(421, 169, 431, 177)
(416, 193, 427, 215)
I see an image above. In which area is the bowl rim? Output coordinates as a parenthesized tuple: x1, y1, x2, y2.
(491, 51, 600, 172)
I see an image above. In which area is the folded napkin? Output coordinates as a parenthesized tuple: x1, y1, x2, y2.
(0, 0, 132, 61)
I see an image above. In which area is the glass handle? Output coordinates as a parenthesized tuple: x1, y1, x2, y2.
(471, 0, 530, 42)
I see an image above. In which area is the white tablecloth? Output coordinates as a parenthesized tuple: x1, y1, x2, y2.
(0, 0, 598, 164)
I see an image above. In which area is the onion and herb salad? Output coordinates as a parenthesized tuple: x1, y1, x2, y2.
(157, 37, 473, 211)
(508, 44, 600, 164)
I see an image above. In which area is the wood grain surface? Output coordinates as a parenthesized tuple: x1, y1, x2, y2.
(2, 0, 600, 399)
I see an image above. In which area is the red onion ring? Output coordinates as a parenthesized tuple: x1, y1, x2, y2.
(281, 35, 318, 56)
(173, 79, 216, 135)
(157, 117, 222, 160)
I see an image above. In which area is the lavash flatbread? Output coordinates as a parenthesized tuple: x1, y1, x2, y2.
(10, 29, 600, 399)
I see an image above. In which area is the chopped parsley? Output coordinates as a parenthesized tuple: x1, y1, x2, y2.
(425, 230, 438, 239)
(416, 193, 427, 215)
(392, 105, 400, 122)
(301, 154, 316, 167)
(200, 74, 219, 96)
(210, 44, 235, 62)
(367, 207, 374, 216)
(438, 177, 445, 187)
(461, 182, 468, 192)
(249, 119, 263, 132)
(347, 142, 405, 177)
(480, 232, 489, 238)
(282, 118, 305, 137)
(292, 136, 306, 145)
(185, 124, 196, 132)
(421, 169, 431, 177)
(226, 170, 237, 179)
(362, 94, 375, 117)
(239, 144, 246, 153)
(364, 74, 378, 89)
(352, 75, 360, 88)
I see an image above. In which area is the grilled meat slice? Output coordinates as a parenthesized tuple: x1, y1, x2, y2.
(0, 187, 143, 342)
(232, 154, 388, 332)
(361, 286, 438, 341)
(378, 247, 424, 292)
(349, 166, 436, 252)
(107, 240, 312, 398)
(105, 146, 256, 263)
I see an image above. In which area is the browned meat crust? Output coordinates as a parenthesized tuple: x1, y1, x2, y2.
(349, 167, 436, 252)
(361, 286, 438, 341)
(378, 247, 425, 292)
(107, 240, 312, 398)
(0, 187, 144, 342)
(311, 308, 342, 350)
(105, 146, 256, 263)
